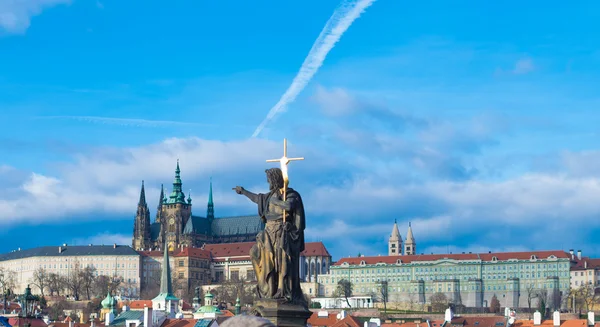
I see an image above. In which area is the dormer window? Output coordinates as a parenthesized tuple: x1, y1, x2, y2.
(530, 255, 537, 260)
(360, 260, 366, 266)
(396, 259, 403, 264)
(492, 256, 498, 262)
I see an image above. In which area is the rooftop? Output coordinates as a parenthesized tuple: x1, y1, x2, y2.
(0, 245, 139, 262)
(335, 250, 570, 266)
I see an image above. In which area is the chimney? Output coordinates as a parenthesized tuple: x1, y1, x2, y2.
(578, 250, 582, 260)
(58, 246, 63, 254)
(588, 312, 595, 326)
(534, 311, 542, 325)
(91, 318, 96, 327)
(113, 243, 117, 249)
(570, 249, 574, 260)
(106, 311, 114, 326)
(143, 306, 153, 327)
(122, 305, 129, 312)
(585, 261, 588, 269)
(69, 320, 74, 327)
(553, 311, 560, 327)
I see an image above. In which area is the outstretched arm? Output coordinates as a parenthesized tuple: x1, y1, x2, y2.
(233, 186, 259, 204)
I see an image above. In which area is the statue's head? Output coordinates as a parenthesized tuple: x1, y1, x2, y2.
(265, 168, 284, 191)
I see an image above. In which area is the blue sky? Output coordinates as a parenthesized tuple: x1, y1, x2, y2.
(1, 0, 600, 260)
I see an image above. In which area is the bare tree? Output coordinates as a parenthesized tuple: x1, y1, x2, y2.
(430, 292, 448, 312)
(333, 279, 353, 308)
(47, 273, 66, 296)
(0, 268, 16, 314)
(578, 283, 598, 312)
(66, 261, 84, 300)
(30, 267, 49, 296)
(378, 280, 389, 313)
(526, 284, 538, 317)
(80, 266, 97, 300)
(407, 292, 416, 312)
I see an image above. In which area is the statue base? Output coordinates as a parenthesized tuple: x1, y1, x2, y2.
(251, 299, 312, 327)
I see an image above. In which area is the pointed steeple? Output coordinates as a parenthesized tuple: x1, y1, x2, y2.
(404, 222, 416, 255)
(160, 244, 173, 295)
(207, 178, 214, 220)
(138, 181, 147, 206)
(187, 189, 192, 204)
(168, 160, 186, 204)
(388, 219, 402, 256)
(133, 180, 151, 250)
(406, 222, 415, 243)
(152, 243, 179, 315)
(158, 184, 164, 208)
(390, 219, 401, 241)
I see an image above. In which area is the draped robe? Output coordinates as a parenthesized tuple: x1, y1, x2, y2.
(249, 187, 306, 304)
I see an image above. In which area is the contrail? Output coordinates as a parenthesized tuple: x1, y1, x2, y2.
(35, 116, 218, 128)
(251, 0, 376, 138)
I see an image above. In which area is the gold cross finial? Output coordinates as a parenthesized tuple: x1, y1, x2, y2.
(266, 138, 304, 222)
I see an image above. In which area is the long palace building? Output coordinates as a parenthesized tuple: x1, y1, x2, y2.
(132, 161, 264, 251)
(318, 249, 571, 309)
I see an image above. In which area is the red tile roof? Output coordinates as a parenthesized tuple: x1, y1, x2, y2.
(50, 323, 105, 327)
(331, 315, 362, 327)
(513, 319, 588, 327)
(205, 241, 331, 260)
(303, 242, 331, 257)
(308, 311, 339, 327)
(128, 300, 153, 309)
(161, 319, 198, 327)
(571, 257, 600, 271)
(9, 318, 48, 327)
(204, 242, 255, 258)
(335, 250, 570, 266)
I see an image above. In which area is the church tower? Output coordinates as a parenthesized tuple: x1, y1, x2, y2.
(388, 219, 402, 256)
(159, 160, 192, 252)
(206, 178, 214, 220)
(404, 222, 416, 255)
(132, 181, 152, 250)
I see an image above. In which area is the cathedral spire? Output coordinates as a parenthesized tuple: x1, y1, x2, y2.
(138, 180, 146, 206)
(133, 181, 151, 250)
(160, 243, 173, 294)
(207, 178, 214, 220)
(168, 160, 186, 204)
(158, 184, 164, 208)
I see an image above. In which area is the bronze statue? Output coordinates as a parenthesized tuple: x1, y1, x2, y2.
(234, 167, 306, 305)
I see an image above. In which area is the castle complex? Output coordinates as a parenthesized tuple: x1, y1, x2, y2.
(132, 161, 264, 251)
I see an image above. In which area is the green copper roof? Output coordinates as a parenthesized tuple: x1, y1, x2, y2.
(167, 160, 187, 204)
(101, 291, 112, 308)
(195, 292, 220, 314)
(206, 178, 214, 219)
(152, 244, 179, 303)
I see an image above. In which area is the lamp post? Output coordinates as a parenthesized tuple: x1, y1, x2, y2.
(19, 285, 38, 327)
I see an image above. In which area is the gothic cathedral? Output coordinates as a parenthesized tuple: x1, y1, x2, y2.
(132, 161, 264, 251)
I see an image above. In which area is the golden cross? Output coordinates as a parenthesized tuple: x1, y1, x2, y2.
(266, 138, 304, 222)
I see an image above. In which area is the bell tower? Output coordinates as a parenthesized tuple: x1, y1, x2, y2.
(404, 222, 416, 255)
(162, 160, 192, 250)
(388, 219, 402, 256)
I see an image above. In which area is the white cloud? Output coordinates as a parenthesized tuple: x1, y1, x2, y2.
(512, 58, 535, 74)
(72, 232, 131, 246)
(0, 137, 290, 223)
(0, 0, 70, 34)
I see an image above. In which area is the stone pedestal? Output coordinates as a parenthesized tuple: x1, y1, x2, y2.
(251, 299, 312, 327)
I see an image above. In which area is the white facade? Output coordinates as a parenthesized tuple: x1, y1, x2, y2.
(0, 245, 141, 296)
